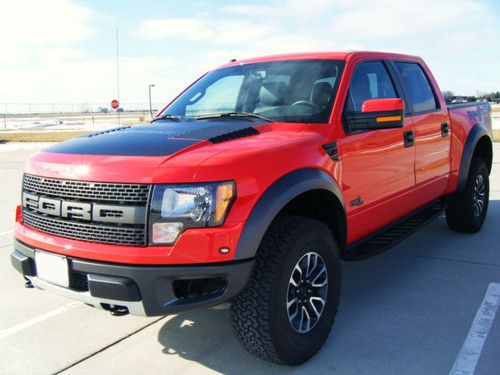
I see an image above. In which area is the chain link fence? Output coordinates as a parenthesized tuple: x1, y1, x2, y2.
(0, 103, 164, 130)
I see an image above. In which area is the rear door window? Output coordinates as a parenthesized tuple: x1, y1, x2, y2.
(395, 62, 438, 113)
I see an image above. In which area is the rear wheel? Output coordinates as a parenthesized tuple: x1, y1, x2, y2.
(231, 215, 341, 365)
(446, 157, 489, 233)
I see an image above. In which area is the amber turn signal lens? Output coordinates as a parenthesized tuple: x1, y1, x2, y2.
(375, 115, 401, 123)
(214, 182, 235, 225)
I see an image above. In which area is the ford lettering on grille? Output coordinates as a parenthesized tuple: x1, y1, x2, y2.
(22, 192, 145, 225)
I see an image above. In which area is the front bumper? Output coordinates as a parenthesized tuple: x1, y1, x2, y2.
(11, 240, 254, 316)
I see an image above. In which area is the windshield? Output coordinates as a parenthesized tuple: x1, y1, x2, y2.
(161, 60, 345, 123)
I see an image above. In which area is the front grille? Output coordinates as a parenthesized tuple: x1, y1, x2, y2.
(23, 211, 146, 246)
(22, 174, 150, 246)
(23, 174, 150, 204)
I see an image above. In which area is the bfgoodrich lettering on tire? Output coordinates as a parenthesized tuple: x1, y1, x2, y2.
(231, 215, 341, 365)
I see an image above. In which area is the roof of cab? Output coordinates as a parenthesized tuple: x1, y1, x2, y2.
(215, 51, 421, 70)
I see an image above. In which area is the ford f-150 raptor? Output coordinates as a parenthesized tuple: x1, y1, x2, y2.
(11, 51, 492, 365)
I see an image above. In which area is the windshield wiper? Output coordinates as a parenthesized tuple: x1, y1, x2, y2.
(151, 114, 182, 123)
(195, 112, 273, 122)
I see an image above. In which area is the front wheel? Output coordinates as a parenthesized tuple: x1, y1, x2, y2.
(231, 215, 341, 365)
(446, 157, 490, 233)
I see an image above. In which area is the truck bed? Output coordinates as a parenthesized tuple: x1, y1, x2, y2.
(448, 101, 492, 135)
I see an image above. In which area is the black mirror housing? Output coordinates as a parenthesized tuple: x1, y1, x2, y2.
(345, 109, 404, 132)
(345, 98, 405, 132)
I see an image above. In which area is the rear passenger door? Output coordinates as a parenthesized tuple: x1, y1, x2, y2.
(339, 61, 416, 242)
(392, 62, 450, 198)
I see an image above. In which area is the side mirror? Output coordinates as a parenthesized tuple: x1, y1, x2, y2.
(345, 98, 404, 132)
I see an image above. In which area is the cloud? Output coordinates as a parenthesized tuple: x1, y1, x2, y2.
(135, 0, 493, 53)
(329, 0, 490, 39)
(135, 18, 278, 45)
(284, 0, 342, 18)
(1, 0, 498, 104)
(223, 0, 346, 19)
(134, 18, 212, 41)
(0, 56, 179, 104)
(222, 4, 275, 16)
(0, 0, 101, 69)
(0, 0, 99, 46)
(0, 0, 110, 103)
(132, 0, 499, 95)
(40, 48, 88, 63)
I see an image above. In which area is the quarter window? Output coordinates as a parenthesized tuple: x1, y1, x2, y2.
(395, 62, 438, 113)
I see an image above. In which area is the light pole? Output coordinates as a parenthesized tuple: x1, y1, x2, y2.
(148, 84, 155, 119)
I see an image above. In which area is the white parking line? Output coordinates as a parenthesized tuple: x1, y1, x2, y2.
(0, 302, 79, 340)
(0, 230, 13, 236)
(450, 282, 500, 375)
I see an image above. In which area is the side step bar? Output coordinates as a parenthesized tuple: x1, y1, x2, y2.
(343, 200, 445, 261)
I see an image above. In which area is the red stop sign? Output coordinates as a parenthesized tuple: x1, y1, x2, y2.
(111, 99, 119, 110)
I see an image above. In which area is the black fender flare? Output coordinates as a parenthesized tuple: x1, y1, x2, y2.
(457, 124, 492, 191)
(234, 168, 345, 260)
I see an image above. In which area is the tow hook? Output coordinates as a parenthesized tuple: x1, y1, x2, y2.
(109, 305, 129, 316)
(24, 277, 34, 289)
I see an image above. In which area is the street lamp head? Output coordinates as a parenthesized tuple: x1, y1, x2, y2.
(149, 84, 155, 88)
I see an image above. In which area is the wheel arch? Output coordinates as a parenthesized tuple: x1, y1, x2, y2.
(457, 124, 493, 192)
(234, 168, 346, 260)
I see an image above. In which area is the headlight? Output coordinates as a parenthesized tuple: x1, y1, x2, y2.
(149, 181, 236, 245)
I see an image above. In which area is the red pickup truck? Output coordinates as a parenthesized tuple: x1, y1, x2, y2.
(11, 51, 492, 364)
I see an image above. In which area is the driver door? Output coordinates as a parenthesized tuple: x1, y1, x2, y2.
(339, 61, 416, 242)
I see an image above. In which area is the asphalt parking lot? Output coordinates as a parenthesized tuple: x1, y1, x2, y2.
(0, 143, 499, 375)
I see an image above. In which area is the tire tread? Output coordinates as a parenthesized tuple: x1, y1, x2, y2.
(231, 215, 339, 364)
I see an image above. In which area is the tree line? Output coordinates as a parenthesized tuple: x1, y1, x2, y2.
(443, 91, 500, 104)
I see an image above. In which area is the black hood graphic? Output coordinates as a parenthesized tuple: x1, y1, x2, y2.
(44, 120, 263, 156)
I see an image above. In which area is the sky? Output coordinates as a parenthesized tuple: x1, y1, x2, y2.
(1, 0, 499, 109)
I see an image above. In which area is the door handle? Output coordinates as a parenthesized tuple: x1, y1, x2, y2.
(403, 130, 414, 147)
(441, 122, 449, 137)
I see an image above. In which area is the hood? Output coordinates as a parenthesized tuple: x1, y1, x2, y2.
(43, 120, 264, 157)
(24, 121, 324, 185)
(25, 120, 268, 183)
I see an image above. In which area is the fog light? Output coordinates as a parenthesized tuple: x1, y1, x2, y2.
(152, 222, 183, 244)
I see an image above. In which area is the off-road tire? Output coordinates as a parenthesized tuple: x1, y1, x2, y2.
(446, 157, 489, 233)
(231, 215, 341, 365)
